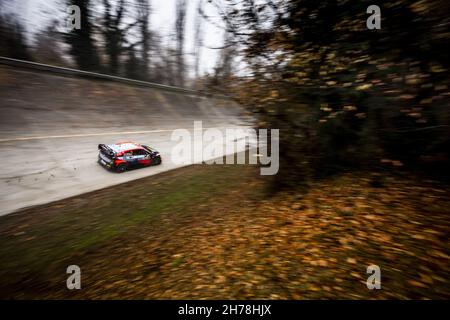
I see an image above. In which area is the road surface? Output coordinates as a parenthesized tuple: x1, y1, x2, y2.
(0, 65, 254, 215)
(0, 124, 255, 216)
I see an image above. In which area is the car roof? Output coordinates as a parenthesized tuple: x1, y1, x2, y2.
(107, 141, 145, 153)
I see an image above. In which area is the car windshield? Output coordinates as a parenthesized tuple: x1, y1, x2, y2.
(143, 145, 154, 151)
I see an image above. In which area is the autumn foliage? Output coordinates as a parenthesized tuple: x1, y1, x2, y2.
(217, 0, 449, 188)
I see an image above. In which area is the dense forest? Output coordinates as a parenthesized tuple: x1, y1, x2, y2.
(0, 0, 220, 88)
(214, 0, 450, 187)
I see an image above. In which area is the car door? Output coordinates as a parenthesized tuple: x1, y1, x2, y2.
(123, 150, 138, 167)
(135, 149, 151, 166)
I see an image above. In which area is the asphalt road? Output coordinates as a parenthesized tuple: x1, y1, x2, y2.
(0, 66, 254, 216)
(0, 123, 256, 216)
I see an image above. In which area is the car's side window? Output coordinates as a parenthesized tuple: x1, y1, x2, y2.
(134, 149, 147, 156)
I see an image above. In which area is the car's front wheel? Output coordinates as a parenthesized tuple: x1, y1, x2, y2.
(152, 157, 161, 165)
(116, 163, 127, 173)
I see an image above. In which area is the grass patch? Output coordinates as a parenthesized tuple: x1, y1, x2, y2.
(0, 163, 262, 275)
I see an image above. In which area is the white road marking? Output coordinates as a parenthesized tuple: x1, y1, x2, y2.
(0, 127, 244, 143)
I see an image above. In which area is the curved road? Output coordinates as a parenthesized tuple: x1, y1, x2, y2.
(0, 66, 254, 216)
(0, 125, 254, 216)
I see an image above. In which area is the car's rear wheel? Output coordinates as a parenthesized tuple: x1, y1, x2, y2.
(116, 164, 127, 173)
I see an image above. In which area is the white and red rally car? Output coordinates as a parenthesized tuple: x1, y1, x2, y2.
(98, 141, 162, 173)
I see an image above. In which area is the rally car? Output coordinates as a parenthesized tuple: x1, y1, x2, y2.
(98, 141, 162, 173)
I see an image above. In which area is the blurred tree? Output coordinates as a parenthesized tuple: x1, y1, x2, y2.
(0, 14, 32, 60)
(193, 0, 204, 81)
(102, 0, 127, 74)
(214, 31, 235, 81)
(175, 0, 187, 86)
(162, 47, 177, 86)
(64, 0, 100, 71)
(125, 46, 140, 79)
(136, 0, 151, 79)
(32, 20, 67, 66)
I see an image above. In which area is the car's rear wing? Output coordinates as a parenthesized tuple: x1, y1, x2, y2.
(98, 144, 115, 157)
